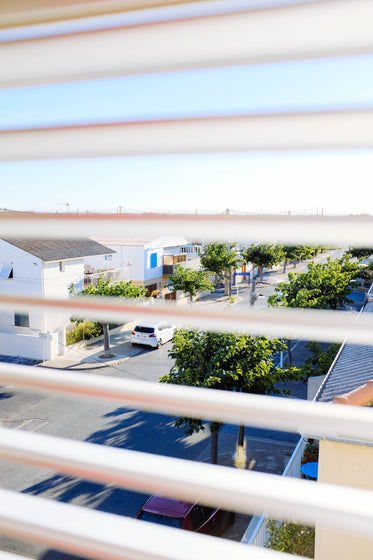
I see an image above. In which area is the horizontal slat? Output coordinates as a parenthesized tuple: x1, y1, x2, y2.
(1, 362, 373, 444)
(0, 488, 295, 560)
(2, 111, 373, 160)
(0, 212, 372, 247)
(0, 293, 370, 346)
(0, 0, 204, 29)
(1, 426, 373, 539)
(1, 0, 373, 87)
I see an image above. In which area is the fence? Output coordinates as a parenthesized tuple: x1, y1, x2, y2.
(242, 437, 306, 547)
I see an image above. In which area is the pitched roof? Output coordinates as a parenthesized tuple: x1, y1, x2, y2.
(316, 302, 373, 403)
(1, 238, 114, 262)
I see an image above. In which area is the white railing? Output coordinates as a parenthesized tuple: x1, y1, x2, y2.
(84, 267, 131, 287)
(242, 438, 306, 547)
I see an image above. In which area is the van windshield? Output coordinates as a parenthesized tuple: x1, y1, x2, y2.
(134, 326, 155, 334)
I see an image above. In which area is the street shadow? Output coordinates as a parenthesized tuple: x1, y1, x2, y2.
(21, 406, 209, 556)
(0, 390, 13, 400)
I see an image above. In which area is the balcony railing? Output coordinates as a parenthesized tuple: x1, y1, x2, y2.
(163, 257, 201, 276)
(84, 267, 130, 288)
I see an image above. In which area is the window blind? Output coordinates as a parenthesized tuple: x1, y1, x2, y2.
(1, 1, 373, 559)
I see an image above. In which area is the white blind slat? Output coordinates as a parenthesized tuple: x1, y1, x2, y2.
(0, 213, 372, 247)
(2, 111, 373, 161)
(0, 293, 371, 345)
(1, 363, 373, 444)
(0, 488, 295, 560)
(0, 0, 203, 29)
(1, 0, 373, 88)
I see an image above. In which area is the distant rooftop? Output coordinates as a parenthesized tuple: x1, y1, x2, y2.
(92, 235, 190, 249)
(1, 238, 114, 262)
(317, 302, 373, 403)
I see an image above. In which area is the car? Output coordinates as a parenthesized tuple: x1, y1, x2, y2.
(130, 321, 176, 349)
(136, 495, 234, 536)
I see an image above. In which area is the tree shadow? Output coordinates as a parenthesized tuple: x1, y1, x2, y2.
(17, 406, 209, 560)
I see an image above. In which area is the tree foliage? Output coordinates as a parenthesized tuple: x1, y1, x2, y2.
(200, 243, 241, 296)
(241, 244, 284, 282)
(160, 330, 299, 463)
(240, 244, 284, 304)
(266, 519, 315, 558)
(81, 278, 147, 298)
(268, 257, 361, 310)
(77, 279, 146, 354)
(168, 266, 214, 301)
(347, 247, 373, 260)
(300, 342, 340, 381)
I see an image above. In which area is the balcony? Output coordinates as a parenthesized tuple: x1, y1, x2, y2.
(163, 254, 201, 276)
(84, 267, 130, 288)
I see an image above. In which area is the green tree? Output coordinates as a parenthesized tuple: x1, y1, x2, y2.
(268, 256, 361, 364)
(160, 330, 299, 464)
(168, 266, 214, 302)
(241, 244, 284, 304)
(268, 257, 361, 311)
(200, 243, 242, 297)
(347, 247, 373, 260)
(300, 342, 340, 382)
(80, 279, 146, 356)
(282, 245, 317, 272)
(282, 246, 298, 273)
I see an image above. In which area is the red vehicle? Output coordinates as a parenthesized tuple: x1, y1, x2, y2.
(136, 495, 234, 536)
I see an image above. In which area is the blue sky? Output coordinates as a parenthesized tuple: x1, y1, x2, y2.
(1, 2, 373, 215)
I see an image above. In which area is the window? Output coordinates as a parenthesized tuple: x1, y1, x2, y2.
(104, 255, 112, 261)
(14, 312, 29, 327)
(0, 264, 13, 278)
(59, 261, 65, 272)
(150, 253, 157, 268)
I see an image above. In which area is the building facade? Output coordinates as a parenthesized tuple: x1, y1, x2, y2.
(0, 238, 113, 361)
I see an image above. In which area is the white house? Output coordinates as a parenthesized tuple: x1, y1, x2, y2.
(0, 238, 114, 361)
(88, 236, 201, 296)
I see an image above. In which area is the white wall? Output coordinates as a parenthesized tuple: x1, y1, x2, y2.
(144, 248, 163, 282)
(43, 260, 84, 339)
(84, 251, 120, 272)
(0, 332, 49, 361)
(86, 245, 145, 282)
(0, 241, 86, 360)
(0, 240, 43, 334)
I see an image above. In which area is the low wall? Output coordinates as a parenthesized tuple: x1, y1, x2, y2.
(0, 332, 51, 361)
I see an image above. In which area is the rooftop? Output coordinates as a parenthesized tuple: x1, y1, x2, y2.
(317, 303, 373, 403)
(1, 238, 114, 262)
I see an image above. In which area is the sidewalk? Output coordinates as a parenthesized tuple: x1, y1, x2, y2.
(40, 322, 138, 370)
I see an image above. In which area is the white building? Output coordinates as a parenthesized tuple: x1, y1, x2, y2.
(0, 238, 113, 361)
(88, 236, 201, 296)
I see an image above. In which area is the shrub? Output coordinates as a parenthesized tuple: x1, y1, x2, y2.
(302, 441, 319, 465)
(66, 321, 103, 345)
(266, 519, 315, 558)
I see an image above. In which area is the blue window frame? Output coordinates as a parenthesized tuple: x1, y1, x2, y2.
(150, 253, 157, 268)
